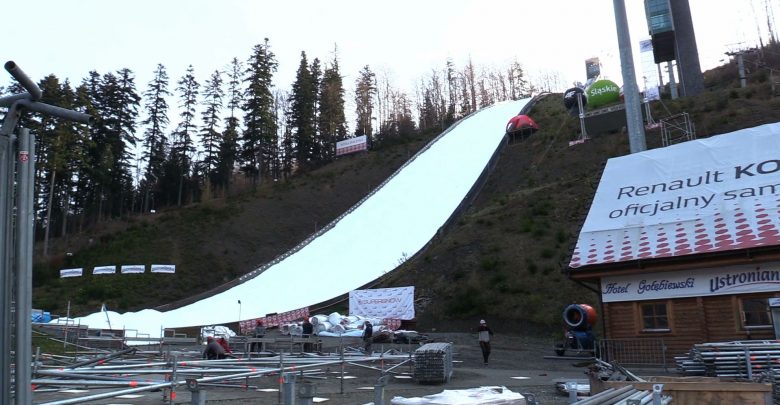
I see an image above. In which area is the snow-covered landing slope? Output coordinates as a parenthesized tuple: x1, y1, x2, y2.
(66, 99, 530, 338)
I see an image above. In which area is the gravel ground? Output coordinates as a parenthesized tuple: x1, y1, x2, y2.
(32, 333, 595, 404)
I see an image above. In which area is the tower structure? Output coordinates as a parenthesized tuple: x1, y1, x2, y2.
(644, 0, 704, 97)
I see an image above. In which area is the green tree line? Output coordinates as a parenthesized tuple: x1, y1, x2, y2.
(0, 40, 537, 256)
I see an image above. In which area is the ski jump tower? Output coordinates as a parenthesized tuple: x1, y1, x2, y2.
(644, 0, 705, 97)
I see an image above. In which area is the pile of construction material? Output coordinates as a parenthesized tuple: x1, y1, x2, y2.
(413, 342, 453, 384)
(278, 312, 427, 344)
(277, 312, 387, 337)
(576, 385, 671, 405)
(675, 340, 780, 378)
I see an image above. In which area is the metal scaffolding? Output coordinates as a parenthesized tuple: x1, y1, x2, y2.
(0, 61, 91, 405)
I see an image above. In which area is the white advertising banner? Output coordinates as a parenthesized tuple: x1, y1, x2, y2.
(151, 264, 176, 274)
(121, 265, 146, 274)
(60, 268, 83, 278)
(93, 265, 116, 275)
(570, 123, 780, 268)
(349, 286, 415, 320)
(601, 261, 780, 302)
(336, 135, 368, 157)
(639, 38, 660, 101)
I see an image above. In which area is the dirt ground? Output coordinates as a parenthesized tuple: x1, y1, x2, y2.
(32, 332, 601, 404)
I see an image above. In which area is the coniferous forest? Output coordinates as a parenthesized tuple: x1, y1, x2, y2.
(0, 39, 548, 257)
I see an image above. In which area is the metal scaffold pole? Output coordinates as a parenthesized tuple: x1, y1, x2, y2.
(0, 61, 91, 405)
(613, 0, 647, 153)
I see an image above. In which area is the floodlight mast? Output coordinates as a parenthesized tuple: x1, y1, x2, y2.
(0, 61, 91, 405)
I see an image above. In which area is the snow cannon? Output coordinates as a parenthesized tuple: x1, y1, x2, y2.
(563, 87, 586, 116)
(555, 304, 597, 356)
(505, 114, 539, 136)
(563, 303, 597, 332)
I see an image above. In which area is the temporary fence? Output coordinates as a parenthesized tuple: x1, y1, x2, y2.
(596, 338, 668, 370)
(29, 339, 415, 405)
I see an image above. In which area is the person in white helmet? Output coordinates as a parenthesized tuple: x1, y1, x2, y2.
(477, 319, 494, 365)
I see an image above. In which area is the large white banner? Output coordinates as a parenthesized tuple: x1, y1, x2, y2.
(639, 38, 660, 101)
(336, 135, 367, 157)
(601, 261, 780, 302)
(349, 286, 415, 320)
(60, 268, 83, 278)
(151, 264, 176, 274)
(121, 265, 146, 274)
(570, 123, 780, 268)
(93, 265, 116, 275)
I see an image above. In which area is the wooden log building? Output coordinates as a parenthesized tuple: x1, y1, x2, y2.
(565, 123, 780, 359)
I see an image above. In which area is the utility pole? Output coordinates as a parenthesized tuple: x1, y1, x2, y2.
(0, 61, 91, 405)
(613, 0, 647, 153)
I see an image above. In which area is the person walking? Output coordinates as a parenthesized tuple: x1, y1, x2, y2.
(362, 320, 373, 354)
(477, 319, 494, 365)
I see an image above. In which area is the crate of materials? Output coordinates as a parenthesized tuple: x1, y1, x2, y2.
(413, 342, 453, 384)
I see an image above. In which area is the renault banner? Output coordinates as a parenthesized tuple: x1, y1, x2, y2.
(349, 286, 415, 320)
(570, 123, 780, 268)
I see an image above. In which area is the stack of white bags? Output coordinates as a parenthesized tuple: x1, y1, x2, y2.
(280, 312, 386, 337)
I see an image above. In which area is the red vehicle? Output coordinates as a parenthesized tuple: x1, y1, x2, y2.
(505, 114, 539, 139)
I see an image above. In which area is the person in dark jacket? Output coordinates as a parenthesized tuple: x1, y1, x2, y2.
(252, 320, 266, 352)
(301, 317, 314, 352)
(362, 320, 373, 354)
(477, 319, 494, 365)
(203, 336, 226, 360)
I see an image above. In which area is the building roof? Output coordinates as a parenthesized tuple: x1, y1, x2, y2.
(569, 122, 780, 270)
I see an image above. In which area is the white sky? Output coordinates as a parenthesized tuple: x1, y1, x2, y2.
(67, 98, 530, 338)
(4, 0, 774, 101)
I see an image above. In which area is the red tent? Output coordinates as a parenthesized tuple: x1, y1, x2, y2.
(505, 114, 539, 136)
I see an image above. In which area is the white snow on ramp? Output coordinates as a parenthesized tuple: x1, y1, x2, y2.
(64, 99, 530, 337)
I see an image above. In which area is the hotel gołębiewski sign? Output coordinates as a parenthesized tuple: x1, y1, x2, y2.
(601, 261, 780, 302)
(570, 122, 780, 269)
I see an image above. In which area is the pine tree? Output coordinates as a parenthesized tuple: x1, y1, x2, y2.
(445, 59, 459, 124)
(171, 64, 200, 206)
(217, 57, 243, 192)
(354, 65, 376, 138)
(241, 39, 278, 186)
(140, 64, 171, 212)
(200, 69, 224, 185)
(317, 50, 347, 162)
(288, 51, 317, 170)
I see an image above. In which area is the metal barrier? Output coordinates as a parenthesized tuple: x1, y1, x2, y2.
(597, 338, 668, 370)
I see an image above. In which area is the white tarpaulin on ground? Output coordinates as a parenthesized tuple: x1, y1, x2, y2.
(349, 286, 414, 320)
(570, 122, 780, 268)
(390, 386, 525, 404)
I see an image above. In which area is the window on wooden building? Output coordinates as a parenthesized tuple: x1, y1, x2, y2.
(741, 298, 771, 329)
(640, 302, 669, 332)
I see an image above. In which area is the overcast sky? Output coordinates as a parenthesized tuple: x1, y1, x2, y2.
(4, 0, 774, 98)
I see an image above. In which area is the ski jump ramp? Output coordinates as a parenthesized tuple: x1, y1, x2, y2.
(69, 98, 531, 338)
